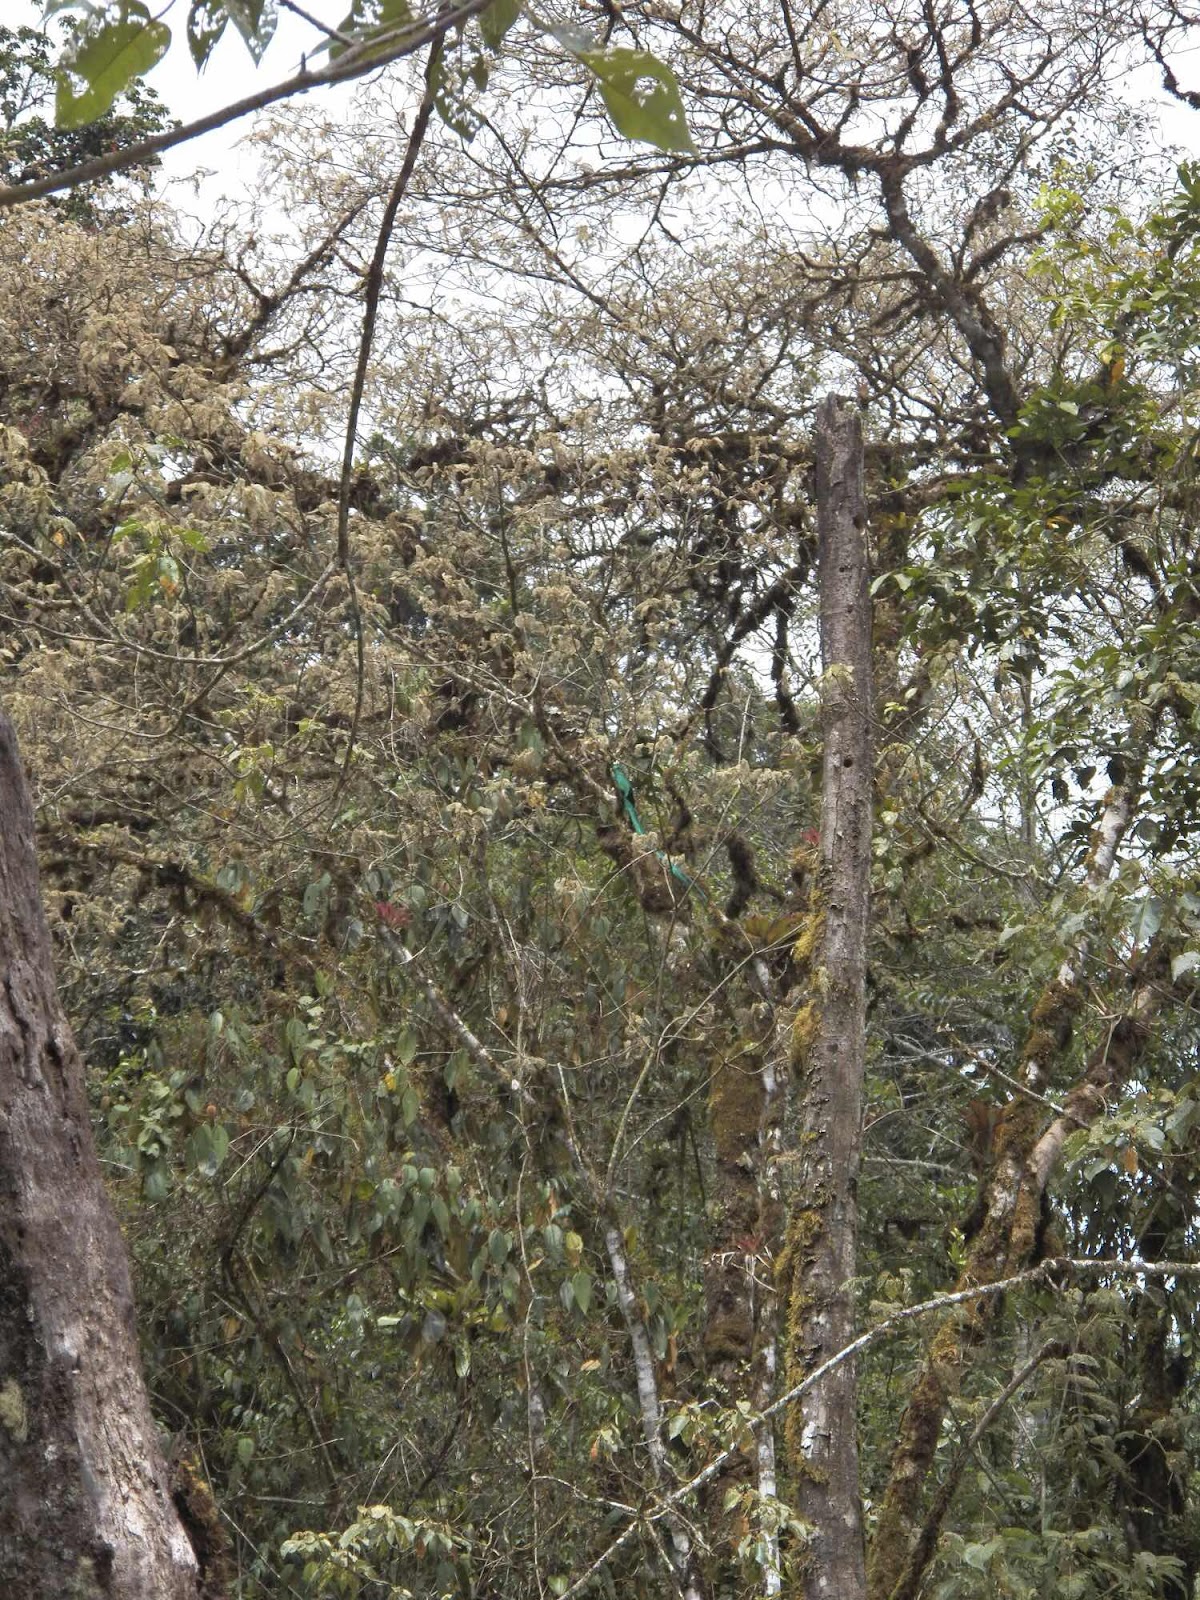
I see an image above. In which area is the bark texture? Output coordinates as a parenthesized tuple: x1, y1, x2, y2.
(604, 1224, 702, 1600)
(701, 998, 784, 1593)
(779, 395, 872, 1600)
(0, 710, 201, 1599)
(1115, 1218, 1196, 1600)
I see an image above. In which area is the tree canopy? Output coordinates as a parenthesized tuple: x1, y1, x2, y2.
(4, 6, 1200, 1599)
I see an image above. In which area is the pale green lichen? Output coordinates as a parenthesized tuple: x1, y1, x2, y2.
(0, 1377, 28, 1443)
(69, 1557, 107, 1599)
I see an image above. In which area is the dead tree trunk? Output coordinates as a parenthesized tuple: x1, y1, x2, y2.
(0, 710, 201, 1599)
(779, 395, 872, 1600)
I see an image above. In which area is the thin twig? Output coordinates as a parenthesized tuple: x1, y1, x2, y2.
(891, 1337, 1069, 1600)
(329, 52, 438, 809)
(278, 0, 355, 44)
(555, 1255, 1200, 1600)
(387, 937, 529, 1101)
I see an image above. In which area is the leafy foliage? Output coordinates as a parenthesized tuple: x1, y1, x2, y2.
(42, 0, 695, 156)
(0, 23, 171, 213)
(6, 6, 1200, 1600)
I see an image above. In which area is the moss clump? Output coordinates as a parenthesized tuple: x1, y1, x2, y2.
(709, 1050, 765, 1164)
(171, 1450, 233, 1600)
(792, 911, 824, 971)
(989, 1098, 1041, 1167)
(703, 1307, 755, 1365)
(0, 1377, 28, 1443)
(777, 1205, 827, 1477)
(1023, 978, 1081, 1063)
(791, 1000, 820, 1071)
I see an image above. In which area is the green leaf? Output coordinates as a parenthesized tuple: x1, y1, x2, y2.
(547, 22, 595, 54)
(302, 874, 330, 918)
(187, 0, 228, 68)
(143, 1165, 170, 1201)
(571, 1270, 592, 1313)
(396, 1027, 419, 1066)
(224, 0, 277, 64)
(576, 47, 695, 153)
(1127, 894, 1162, 948)
(480, 0, 521, 51)
(421, 1308, 446, 1343)
(331, 0, 413, 61)
(285, 1015, 309, 1063)
(187, 1121, 230, 1176)
(431, 49, 483, 141)
(125, 557, 155, 612)
(211, 1122, 230, 1166)
(962, 1537, 1002, 1571)
(56, 5, 171, 129)
(1172, 950, 1200, 982)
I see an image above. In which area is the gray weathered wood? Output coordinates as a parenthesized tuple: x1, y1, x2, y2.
(0, 710, 201, 1599)
(784, 395, 872, 1600)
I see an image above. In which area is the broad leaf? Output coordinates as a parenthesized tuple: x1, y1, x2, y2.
(480, 0, 521, 52)
(187, 0, 229, 69)
(571, 1270, 593, 1314)
(577, 47, 695, 153)
(56, 4, 171, 128)
(547, 22, 596, 54)
(331, 0, 414, 61)
(431, 50, 483, 141)
(1127, 894, 1163, 949)
(224, 0, 278, 64)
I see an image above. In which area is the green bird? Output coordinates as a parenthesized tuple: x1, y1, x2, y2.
(611, 763, 700, 898)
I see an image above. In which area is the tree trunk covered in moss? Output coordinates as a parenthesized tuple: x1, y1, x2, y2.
(1114, 1214, 1197, 1600)
(701, 1002, 783, 1589)
(705, 1035, 769, 1384)
(779, 395, 872, 1600)
(0, 710, 202, 1600)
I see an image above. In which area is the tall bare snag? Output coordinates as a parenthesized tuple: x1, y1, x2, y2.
(780, 396, 872, 1600)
